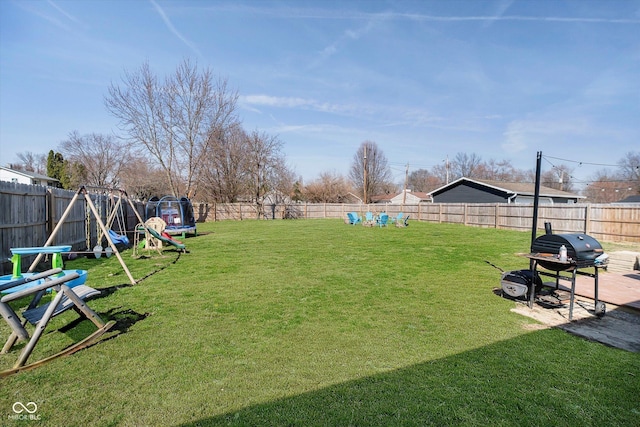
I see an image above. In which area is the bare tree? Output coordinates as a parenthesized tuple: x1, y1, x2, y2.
(199, 123, 250, 203)
(349, 141, 393, 203)
(541, 164, 575, 192)
(105, 59, 239, 198)
(407, 168, 441, 193)
(119, 155, 171, 201)
(270, 156, 297, 205)
(59, 131, 129, 188)
(244, 130, 291, 217)
(430, 163, 449, 187)
(14, 152, 47, 174)
(304, 171, 353, 203)
(451, 152, 483, 180)
(475, 159, 526, 182)
(582, 170, 635, 203)
(617, 151, 640, 194)
(582, 152, 639, 202)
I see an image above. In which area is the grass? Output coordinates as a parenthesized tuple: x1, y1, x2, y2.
(1, 220, 638, 426)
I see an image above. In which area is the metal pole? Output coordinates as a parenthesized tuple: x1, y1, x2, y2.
(530, 151, 542, 252)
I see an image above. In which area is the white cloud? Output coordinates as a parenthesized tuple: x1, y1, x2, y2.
(241, 95, 316, 108)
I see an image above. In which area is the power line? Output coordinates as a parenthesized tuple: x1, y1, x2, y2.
(542, 155, 621, 168)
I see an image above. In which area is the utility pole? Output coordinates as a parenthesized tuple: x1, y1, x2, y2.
(445, 155, 450, 184)
(363, 145, 368, 204)
(402, 163, 409, 206)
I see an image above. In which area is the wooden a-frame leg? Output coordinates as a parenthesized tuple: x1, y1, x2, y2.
(14, 290, 66, 368)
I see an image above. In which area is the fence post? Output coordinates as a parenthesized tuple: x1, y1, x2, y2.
(495, 204, 499, 229)
(584, 204, 591, 234)
(46, 188, 55, 236)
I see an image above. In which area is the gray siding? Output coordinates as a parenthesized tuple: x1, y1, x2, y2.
(432, 181, 509, 203)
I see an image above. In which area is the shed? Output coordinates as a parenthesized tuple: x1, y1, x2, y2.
(0, 167, 59, 187)
(429, 177, 584, 204)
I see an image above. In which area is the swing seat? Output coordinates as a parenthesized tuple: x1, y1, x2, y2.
(108, 229, 130, 247)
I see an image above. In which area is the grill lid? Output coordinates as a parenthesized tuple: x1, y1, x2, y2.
(531, 233, 603, 267)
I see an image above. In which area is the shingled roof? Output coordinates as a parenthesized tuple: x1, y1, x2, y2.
(429, 177, 585, 200)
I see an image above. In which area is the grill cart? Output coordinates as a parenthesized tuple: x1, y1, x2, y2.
(525, 233, 608, 321)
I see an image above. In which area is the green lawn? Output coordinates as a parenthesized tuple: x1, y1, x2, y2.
(1, 220, 638, 426)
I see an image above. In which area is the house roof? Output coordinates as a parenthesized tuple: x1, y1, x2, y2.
(394, 190, 431, 201)
(429, 177, 585, 199)
(615, 195, 640, 204)
(371, 190, 431, 203)
(371, 193, 394, 203)
(0, 166, 59, 182)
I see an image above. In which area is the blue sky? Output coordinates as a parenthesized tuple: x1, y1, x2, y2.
(1, 0, 638, 185)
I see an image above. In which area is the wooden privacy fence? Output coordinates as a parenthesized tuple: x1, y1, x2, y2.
(2, 182, 639, 273)
(0, 182, 144, 275)
(191, 201, 640, 244)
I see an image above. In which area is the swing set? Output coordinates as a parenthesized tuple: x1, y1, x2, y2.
(84, 188, 132, 258)
(30, 186, 143, 285)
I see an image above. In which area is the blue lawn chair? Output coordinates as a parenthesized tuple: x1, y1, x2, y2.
(390, 212, 404, 224)
(364, 211, 375, 226)
(347, 212, 361, 225)
(396, 215, 410, 227)
(377, 213, 389, 227)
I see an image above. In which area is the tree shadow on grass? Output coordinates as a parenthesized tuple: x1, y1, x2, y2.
(176, 331, 640, 427)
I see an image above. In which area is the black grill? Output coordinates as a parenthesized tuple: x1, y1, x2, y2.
(531, 233, 604, 270)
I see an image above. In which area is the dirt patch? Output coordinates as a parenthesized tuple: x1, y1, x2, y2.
(521, 323, 550, 331)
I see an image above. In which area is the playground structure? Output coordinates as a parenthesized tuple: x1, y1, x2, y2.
(133, 217, 187, 257)
(145, 196, 196, 238)
(27, 186, 142, 285)
(96, 189, 132, 248)
(0, 187, 190, 375)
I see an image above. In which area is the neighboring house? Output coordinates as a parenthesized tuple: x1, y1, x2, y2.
(429, 177, 584, 204)
(371, 189, 431, 204)
(613, 195, 640, 204)
(370, 193, 394, 204)
(390, 189, 431, 204)
(0, 166, 59, 187)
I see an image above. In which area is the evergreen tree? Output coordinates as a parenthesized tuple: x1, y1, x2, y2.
(46, 150, 70, 189)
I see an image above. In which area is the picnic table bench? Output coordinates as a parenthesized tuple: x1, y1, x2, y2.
(0, 267, 114, 376)
(9, 245, 71, 279)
